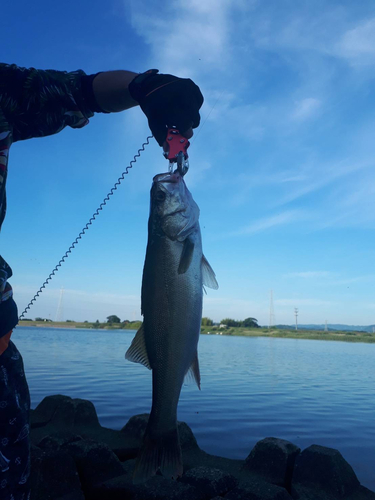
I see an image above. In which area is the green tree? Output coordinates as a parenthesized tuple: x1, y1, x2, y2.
(201, 317, 213, 326)
(220, 318, 240, 327)
(107, 315, 120, 324)
(242, 317, 259, 328)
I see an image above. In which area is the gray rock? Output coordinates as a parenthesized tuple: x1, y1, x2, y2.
(346, 486, 375, 500)
(291, 444, 360, 500)
(225, 481, 293, 500)
(121, 458, 136, 476)
(38, 433, 83, 451)
(90, 474, 205, 500)
(31, 395, 100, 429)
(87, 474, 133, 500)
(92, 475, 204, 500)
(62, 439, 124, 492)
(30, 445, 84, 500)
(133, 476, 205, 500)
(243, 437, 300, 490)
(30, 396, 140, 461)
(180, 466, 237, 498)
(121, 413, 200, 451)
(29, 396, 375, 500)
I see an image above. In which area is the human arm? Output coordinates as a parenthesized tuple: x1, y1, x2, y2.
(92, 69, 204, 144)
(0, 63, 101, 142)
(92, 70, 138, 112)
(0, 64, 203, 145)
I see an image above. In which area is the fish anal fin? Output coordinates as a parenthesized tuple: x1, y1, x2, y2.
(202, 255, 219, 290)
(133, 426, 183, 483)
(125, 324, 151, 369)
(184, 352, 201, 390)
(178, 237, 195, 274)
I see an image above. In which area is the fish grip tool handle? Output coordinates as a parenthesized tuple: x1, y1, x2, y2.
(163, 128, 190, 176)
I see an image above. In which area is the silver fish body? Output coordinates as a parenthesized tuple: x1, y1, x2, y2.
(126, 171, 218, 482)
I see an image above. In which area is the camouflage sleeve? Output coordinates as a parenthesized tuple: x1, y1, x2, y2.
(0, 63, 100, 142)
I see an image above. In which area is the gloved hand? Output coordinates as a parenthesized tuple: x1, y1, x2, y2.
(128, 70, 204, 146)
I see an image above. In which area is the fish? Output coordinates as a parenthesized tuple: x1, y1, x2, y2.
(125, 170, 218, 483)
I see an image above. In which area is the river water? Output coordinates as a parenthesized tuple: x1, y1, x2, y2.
(11, 326, 375, 490)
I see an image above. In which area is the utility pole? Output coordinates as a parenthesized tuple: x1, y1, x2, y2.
(269, 290, 275, 329)
(294, 308, 298, 331)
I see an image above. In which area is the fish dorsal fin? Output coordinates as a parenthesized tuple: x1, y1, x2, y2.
(178, 236, 195, 274)
(184, 352, 201, 390)
(125, 324, 151, 369)
(201, 255, 219, 290)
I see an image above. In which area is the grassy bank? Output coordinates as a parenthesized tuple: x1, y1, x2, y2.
(200, 326, 375, 343)
(18, 320, 142, 330)
(18, 321, 375, 343)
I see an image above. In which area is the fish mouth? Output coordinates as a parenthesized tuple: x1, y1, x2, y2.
(153, 172, 182, 184)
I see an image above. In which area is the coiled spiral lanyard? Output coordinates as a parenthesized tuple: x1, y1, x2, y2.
(19, 136, 153, 320)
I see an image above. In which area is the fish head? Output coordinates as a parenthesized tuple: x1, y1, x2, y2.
(150, 171, 200, 241)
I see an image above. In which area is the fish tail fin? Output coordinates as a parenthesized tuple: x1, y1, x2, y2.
(133, 425, 183, 484)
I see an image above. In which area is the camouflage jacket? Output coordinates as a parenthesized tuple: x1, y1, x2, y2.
(0, 63, 100, 301)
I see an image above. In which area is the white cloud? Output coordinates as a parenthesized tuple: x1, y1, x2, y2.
(129, 0, 234, 77)
(336, 18, 375, 65)
(291, 98, 321, 121)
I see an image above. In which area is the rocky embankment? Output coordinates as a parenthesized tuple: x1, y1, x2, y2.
(30, 395, 375, 500)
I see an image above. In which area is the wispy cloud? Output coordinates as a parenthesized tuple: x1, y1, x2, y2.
(229, 209, 305, 236)
(276, 298, 335, 307)
(325, 275, 375, 286)
(335, 18, 375, 66)
(291, 98, 321, 121)
(13, 286, 142, 323)
(284, 271, 331, 279)
(130, 0, 236, 77)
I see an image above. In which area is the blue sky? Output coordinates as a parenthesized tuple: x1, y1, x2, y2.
(1, 0, 375, 325)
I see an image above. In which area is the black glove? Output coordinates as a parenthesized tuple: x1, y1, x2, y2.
(129, 69, 204, 146)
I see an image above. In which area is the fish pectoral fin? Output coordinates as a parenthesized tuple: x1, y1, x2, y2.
(201, 255, 219, 290)
(178, 236, 195, 274)
(125, 324, 151, 369)
(184, 352, 201, 390)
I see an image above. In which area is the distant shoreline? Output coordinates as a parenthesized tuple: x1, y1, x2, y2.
(17, 321, 375, 343)
(17, 321, 140, 331)
(200, 326, 375, 343)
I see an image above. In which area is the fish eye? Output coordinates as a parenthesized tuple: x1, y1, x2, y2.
(155, 191, 166, 202)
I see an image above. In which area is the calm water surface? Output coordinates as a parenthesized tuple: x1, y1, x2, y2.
(12, 327, 375, 490)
